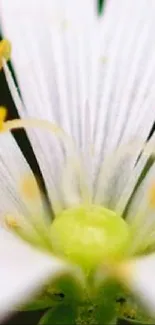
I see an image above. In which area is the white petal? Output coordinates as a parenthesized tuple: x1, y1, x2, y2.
(0, 0, 97, 209)
(116, 133, 155, 212)
(111, 134, 155, 253)
(94, 139, 144, 209)
(0, 228, 66, 322)
(0, 131, 43, 221)
(1, 0, 155, 207)
(118, 254, 155, 316)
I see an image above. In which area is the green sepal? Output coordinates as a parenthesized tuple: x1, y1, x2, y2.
(22, 268, 85, 312)
(93, 276, 120, 324)
(47, 270, 85, 304)
(117, 294, 155, 324)
(39, 304, 77, 325)
(95, 302, 117, 325)
(21, 294, 64, 311)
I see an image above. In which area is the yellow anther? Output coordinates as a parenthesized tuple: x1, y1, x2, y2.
(0, 106, 7, 130)
(0, 39, 11, 69)
(148, 182, 155, 208)
(20, 175, 40, 200)
(5, 215, 18, 229)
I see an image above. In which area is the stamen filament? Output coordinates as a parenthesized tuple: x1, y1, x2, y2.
(3, 118, 65, 137)
(3, 118, 92, 206)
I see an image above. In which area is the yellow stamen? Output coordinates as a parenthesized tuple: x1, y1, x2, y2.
(0, 107, 7, 130)
(2, 118, 76, 166)
(5, 215, 19, 229)
(148, 182, 155, 208)
(0, 39, 11, 70)
(1, 117, 91, 206)
(20, 174, 40, 200)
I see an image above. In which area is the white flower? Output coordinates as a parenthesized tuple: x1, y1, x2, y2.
(0, 0, 155, 322)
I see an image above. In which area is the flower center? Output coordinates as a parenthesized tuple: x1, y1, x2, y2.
(50, 205, 130, 273)
(0, 113, 131, 271)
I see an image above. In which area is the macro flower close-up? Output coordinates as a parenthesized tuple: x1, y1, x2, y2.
(0, 0, 155, 324)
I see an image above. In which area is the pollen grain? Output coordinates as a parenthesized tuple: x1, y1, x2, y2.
(0, 39, 11, 69)
(148, 182, 155, 208)
(20, 175, 40, 201)
(0, 107, 7, 130)
(5, 215, 19, 229)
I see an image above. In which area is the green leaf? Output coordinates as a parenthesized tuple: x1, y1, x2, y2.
(39, 304, 77, 325)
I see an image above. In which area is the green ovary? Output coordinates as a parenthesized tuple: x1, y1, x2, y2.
(50, 205, 130, 273)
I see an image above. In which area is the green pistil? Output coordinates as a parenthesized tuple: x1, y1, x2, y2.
(50, 205, 130, 274)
